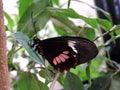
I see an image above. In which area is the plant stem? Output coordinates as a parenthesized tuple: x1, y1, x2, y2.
(94, 25, 120, 41)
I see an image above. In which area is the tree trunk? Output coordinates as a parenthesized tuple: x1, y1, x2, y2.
(0, 0, 11, 89)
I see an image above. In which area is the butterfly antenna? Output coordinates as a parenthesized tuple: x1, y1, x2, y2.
(31, 12, 37, 36)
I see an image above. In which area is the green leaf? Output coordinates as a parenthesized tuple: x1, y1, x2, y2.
(53, 23, 67, 35)
(19, 0, 33, 17)
(39, 69, 53, 80)
(81, 17, 98, 30)
(78, 26, 95, 40)
(110, 73, 120, 90)
(52, 15, 79, 35)
(88, 75, 112, 90)
(13, 32, 44, 65)
(39, 70, 47, 78)
(52, 0, 59, 6)
(57, 73, 65, 85)
(90, 59, 103, 78)
(114, 25, 120, 35)
(64, 72, 85, 90)
(47, 8, 99, 30)
(17, 0, 50, 37)
(96, 18, 112, 31)
(16, 72, 48, 90)
(4, 12, 14, 31)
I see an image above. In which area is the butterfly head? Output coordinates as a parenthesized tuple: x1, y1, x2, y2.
(29, 36, 44, 55)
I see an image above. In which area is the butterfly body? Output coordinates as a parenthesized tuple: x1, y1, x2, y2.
(30, 36, 98, 72)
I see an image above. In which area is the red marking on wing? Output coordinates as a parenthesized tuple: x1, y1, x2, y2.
(53, 51, 70, 65)
(56, 57, 61, 64)
(63, 51, 69, 54)
(60, 54, 69, 59)
(53, 58, 57, 65)
(58, 55, 65, 62)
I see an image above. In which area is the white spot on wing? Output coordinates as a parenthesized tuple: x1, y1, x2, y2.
(68, 41, 78, 53)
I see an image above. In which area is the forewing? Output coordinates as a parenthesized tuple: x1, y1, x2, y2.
(72, 37, 98, 64)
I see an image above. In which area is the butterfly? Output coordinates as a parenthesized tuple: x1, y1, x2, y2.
(29, 36, 98, 72)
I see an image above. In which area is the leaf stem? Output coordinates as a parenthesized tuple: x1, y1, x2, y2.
(86, 61, 91, 87)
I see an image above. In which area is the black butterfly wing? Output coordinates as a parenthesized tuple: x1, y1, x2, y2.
(41, 36, 98, 72)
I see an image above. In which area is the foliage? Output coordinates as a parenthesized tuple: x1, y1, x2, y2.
(5, 0, 120, 90)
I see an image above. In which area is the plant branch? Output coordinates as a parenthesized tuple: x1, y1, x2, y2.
(93, 25, 120, 41)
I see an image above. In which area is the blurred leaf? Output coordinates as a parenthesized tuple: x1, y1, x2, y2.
(53, 23, 67, 35)
(52, 15, 79, 35)
(16, 72, 48, 90)
(13, 32, 44, 65)
(97, 45, 105, 51)
(115, 30, 120, 35)
(17, 0, 50, 37)
(39, 70, 47, 78)
(114, 25, 120, 35)
(34, 11, 50, 32)
(78, 26, 95, 40)
(71, 58, 102, 81)
(47, 8, 99, 30)
(8, 61, 18, 71)
(83, 27, 95, 40)
(52, 0, 59, 6)
(88, 75, 112, 90)
(64, 72, 85, 90)
(70, 65, 83, 77)
(96, 18, 112, 31)
(7, 43, 16, 61)
(90, 59, 103, 78)
(39, 69, 64, 85)
(58, 73, 65, 85)
(4, 12, 14, 31)
(19, 0, 33, 17)
(39, 69, 53, 80)
(110, 73, 120, 90)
